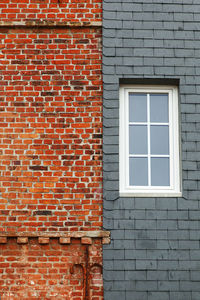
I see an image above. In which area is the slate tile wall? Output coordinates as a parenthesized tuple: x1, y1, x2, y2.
(103, 1, 200, 299)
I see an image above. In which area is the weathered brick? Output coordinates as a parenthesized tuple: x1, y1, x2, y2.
(81, 237, 92, 245)
(59, 237, 71, 244)
(38, 237, 49, 244)
(17, 237, 28, 244)
(0, 237, 7, 244)
(0, 238, 103, 299)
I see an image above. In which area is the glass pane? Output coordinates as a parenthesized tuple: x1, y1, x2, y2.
(150, 94, 169, 123)
(129, 125, 147, 155)
(150, 125, 169, 155)
(130, 157, 148, 186)
(151, 157, 170, 186)
(129, 93, 147, 122)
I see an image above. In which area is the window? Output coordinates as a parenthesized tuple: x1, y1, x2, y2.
(119, 85, 181, 197)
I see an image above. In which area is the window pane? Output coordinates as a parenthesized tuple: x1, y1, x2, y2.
(129, 125, 147, 154)
(129, 93, 147, 122)
(130, 157, 148, 186)
(150, 94, 168, 123)
(151, 157, 170, 186)
(150, 125, 169, 155)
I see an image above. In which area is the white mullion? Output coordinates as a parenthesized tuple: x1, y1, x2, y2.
(129, 122, 147, 125)
(147, 93, 151, 186)
(150, 154, 170, 158)
(129, 154, 170, 158)
(129, 122, 169, 126)
(129, 154, 148, 158)
(150, 122, 169, 126)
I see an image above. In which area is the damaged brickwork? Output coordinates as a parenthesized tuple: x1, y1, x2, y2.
(0, 235, 106, 299)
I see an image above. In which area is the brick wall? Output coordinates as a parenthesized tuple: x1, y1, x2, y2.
(0, 237, 103, 299)
(0, 0, 102, 25)
(0, 0, 106, 298)
(0, 26, 102, 232)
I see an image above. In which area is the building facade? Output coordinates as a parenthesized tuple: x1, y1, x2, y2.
(103, 1, 200, 300)
(1, 0, 200, 299)
(0, 0, 108, 299)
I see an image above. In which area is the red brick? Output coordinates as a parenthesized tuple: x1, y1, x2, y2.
(81, 237, 92, 245)
(102, 237, 110, 245)
(0, 237, 7, 244)
(59, 237, 71, 244)
(38, 237, 49, 244)
(17, 237, 28, 244)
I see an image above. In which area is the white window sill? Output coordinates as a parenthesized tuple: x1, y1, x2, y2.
(120, 191, 182, 198)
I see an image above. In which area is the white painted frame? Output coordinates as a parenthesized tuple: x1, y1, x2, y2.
(119, 85, 182, 197)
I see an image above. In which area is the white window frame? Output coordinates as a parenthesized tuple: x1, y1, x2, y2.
(119, 85, 181, 197)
